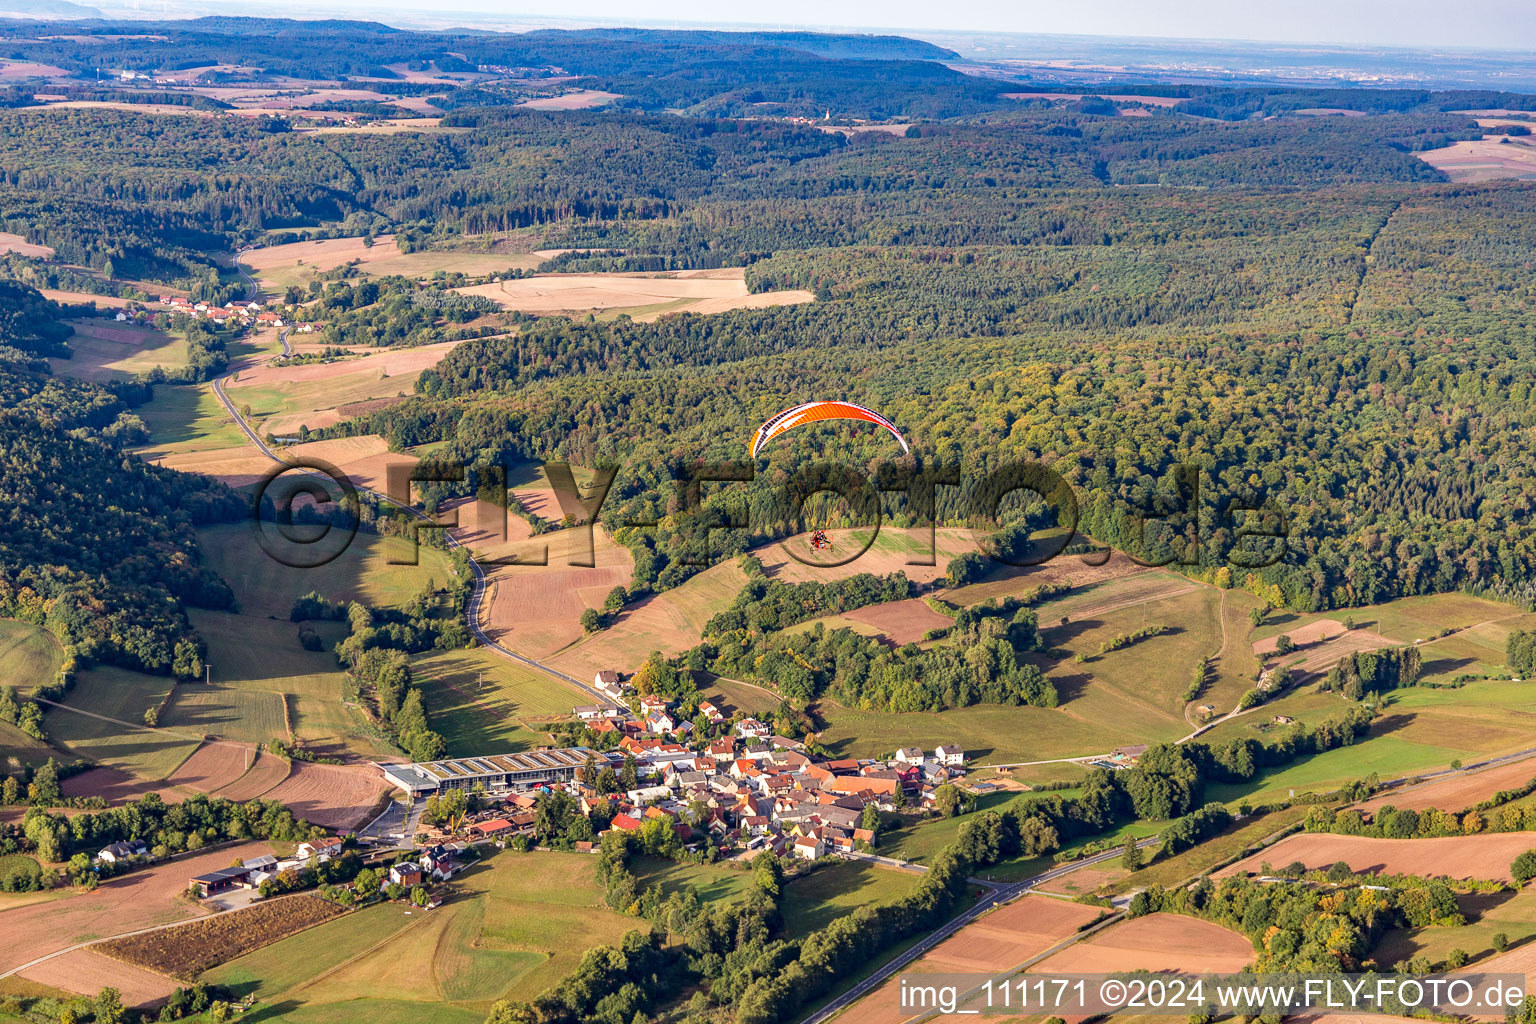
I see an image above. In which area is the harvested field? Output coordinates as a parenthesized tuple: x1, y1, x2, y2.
(165, 740, 258, 793)
(18, 949, 178, 1006)
(842, 599, 952, 644)
(0, 842, 273, 975)
(1043, 570, 1198, 623)
(837, 895, 1101, 1024)
(263, 760, 389, 829)
(0, 231, 53, 257)
(60, 765, 183, 806)
(767, 527, 979, 587)
(1418, 137, 1536, 182)
(517, 89, 620, 110)
(547, 557, 748, 679)
(214, 749, 291, 800)
(1217, 831, 1536, 883)
(942, 548, 1150, 607)
(38, 288, 131, 307)
(152, 434, 402, 490)
(97, 893, 347, 979)
(1031, 913, 1251, 974)
(0, 60, 71, 78)
(477, 525, 634, 659)
(228, 340, 457, 389)
(240, 235, 401, 276)
(1262, 626, 1396, 678)
(1254, 617, 1345, 656)
(454, 267, 812, 319)
(1357, 755, 1536, 815)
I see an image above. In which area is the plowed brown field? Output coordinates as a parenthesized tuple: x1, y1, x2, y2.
(1357, 756, 1536, 815)
(1030, 913, 1251, 973)
(263, 761, 388, 829)
(1217, 832, 1536, 882)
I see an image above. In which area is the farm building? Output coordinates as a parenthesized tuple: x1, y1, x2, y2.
(379, 747, 610, 796)
(189, 866, 252, 897)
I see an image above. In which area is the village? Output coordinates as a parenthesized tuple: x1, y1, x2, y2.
(381, 669, 970, 865)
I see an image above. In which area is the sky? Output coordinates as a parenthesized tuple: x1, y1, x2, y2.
(349, 0, 1536, 52)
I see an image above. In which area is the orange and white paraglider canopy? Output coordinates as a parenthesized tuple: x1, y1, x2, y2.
(749, 401, 909, 458)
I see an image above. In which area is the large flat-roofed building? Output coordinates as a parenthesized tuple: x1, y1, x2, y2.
(380, 748, 607, 796)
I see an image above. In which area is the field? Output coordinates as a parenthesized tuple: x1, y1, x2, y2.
(203, 900, 424, 1002)
(0, 842, 273, 974)
(1217, 831, 1536, 882)
(779, 861, 923, 938)
(842, 599, 952, 644)
(17, 949, 178, 1006)
(476, 524, 634, 659)
(453, 267, 812, 320)
(184, 609, 394, 762)
(0, 231, 53, 257)
(206, 852, 638, 1019)
(0, 617, 62, 691)
(1259, 623, 1397, 679)
(1376, 885, 1536, 968)
(1251, 592, 1525, 648)
(546, 556, 748, 679)
(225, 340, 459, 436)
(517, 89, 621, 110)
(263, 761, 390, 830)
(1358, 754, 1536, 815)
(165, 740, 260, 794)
(238, 236, 541, 290)
(1030, 913, 1251, 973)
(160, 684, 289, 746)
(415, 647, 582, 757)
(151, 432, 414, 491)
(0, 720, 53, 775)
(630, 855, 758, 904)
(1417, 136, 1536, 182)
(216, 749, 292, 801)
(1203, 680, 1536, 804)
(42, 667, 201, 780)
(769, 527, 980, 587)
(197, 523, 453, 618)
(98, 893, 347, 979)
(836, 895, 1101, 1024)
(48, 319, 189, 382)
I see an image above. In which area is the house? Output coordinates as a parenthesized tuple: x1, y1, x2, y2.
(645, 711, 676, 735)
(594, 670, 625, 699)
(95, 840, 147, 864)
(792, 834, 824, 860)
(894, 747, 924, 765)
(296, 837, 345, 863)
(609, 812, 644, 833)
(933, 745, 965, 767)
(387, 863, 423, 888)
(242, 854, 278, 873)
(469, 818, 516, 838)
(697, 700, 724, 723)
(419, 844, 460, 880)
(575, 704, 621, 720)
(736, 718, 770, 740)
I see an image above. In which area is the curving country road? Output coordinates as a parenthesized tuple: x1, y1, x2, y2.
(210, 273, 610, 708)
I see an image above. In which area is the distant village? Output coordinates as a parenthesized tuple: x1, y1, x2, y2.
(146, 295, 320, 333)
(381, 668, 970, 865)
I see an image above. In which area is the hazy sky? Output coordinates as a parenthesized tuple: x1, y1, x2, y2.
(357, 0, 1536, 51)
